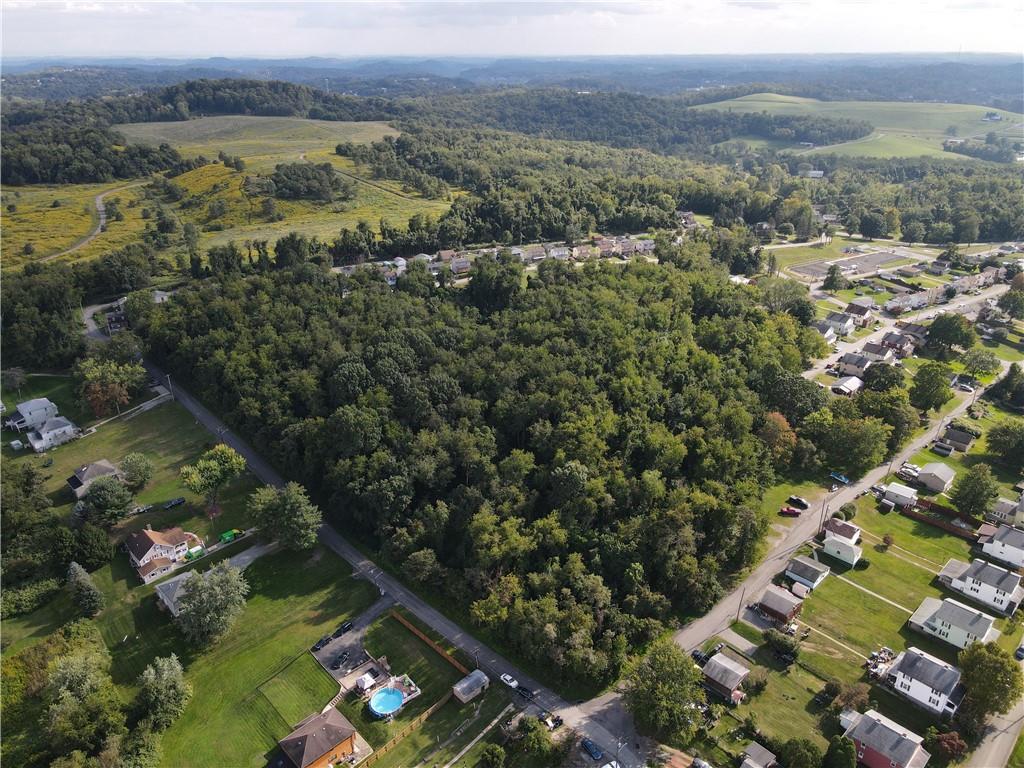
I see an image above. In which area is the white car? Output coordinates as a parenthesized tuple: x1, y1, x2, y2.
(499, 673, 518, 689)
(958, 383, 975, 393)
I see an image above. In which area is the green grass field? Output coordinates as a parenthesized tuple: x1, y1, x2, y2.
(695, 93, 1023, 159)
(159, 547, 378, 767)
(1, 182, 149, 269)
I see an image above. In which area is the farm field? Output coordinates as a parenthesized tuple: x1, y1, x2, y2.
(695, 93, 1024, 159)
(1, 181, 149, 269)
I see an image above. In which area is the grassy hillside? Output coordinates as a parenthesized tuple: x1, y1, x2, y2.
(697, 92, 1023, 158)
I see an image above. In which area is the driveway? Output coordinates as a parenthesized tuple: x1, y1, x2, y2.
(310, 595, 395, 682)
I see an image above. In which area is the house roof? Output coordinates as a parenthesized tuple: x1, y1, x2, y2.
(14, 397, 55, 414)
(138, 556, 173, 578)
(862, 342, 889, 356)
(932, 598, 997, 636)
(844, 710, 928, 768)
(824, 518, 861, 541)
(962, 558, 1021, 592)
(787, 555, 830, 583)
(900, 322, 928, 337)
(944, 427, 975, 444)
(279, 709, 358, 768)
(826, 311, 856, 324)
(891, 647, 961, 696)
(882, 331, 912, 346)
(759, 585, 803, 615)
(833, 376, 863, 393)
(742, 742, 777, 768)
(38, 416, 74, 433)
(845, 303, 871, 316)
(703, 653, 750, 691)
(66, 459, 119, 491)
(993, 525, 1024, 550)
(125, 527, 190, 561)
(939, 559, 970, 582)
(920, 463, 955, 483)
(839, 352, 871, 368)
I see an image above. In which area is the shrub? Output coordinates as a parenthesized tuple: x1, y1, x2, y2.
(1, 577, 62, 618)
(763, 628, 800, 658)
(745, 667, 769, 695)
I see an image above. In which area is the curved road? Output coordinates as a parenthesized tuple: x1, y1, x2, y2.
(43, 182, 143, 262)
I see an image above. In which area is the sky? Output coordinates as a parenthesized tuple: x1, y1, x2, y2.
(2, 0, 1021, 59)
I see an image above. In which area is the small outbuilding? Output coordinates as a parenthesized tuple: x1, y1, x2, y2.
(918, 463, 955, 493)
(884, 483, 919, 508)
(452, 669, 489, 704)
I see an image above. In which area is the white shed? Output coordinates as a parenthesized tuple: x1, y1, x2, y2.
(884, 482, 918, 508)
(452, 669, 489, 703)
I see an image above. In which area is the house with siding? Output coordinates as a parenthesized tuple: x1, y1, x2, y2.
(939, 558, 1023, 615)
(66, 460, 122, 500)
(4, 398, 59, 432)
(757, 585, 803, 623)
(785, 555, 830, 590)
(702, 653, 749, 704)
(278, 709, 360, 768)
(908, 597, 1000, 649)
(886, 647, 963, 718)
(841, 709, 930, 768)
(918, 463, 955, 493)
(837, 352, 873, 378)
(27, 417, 78, 452)
(126, 526, 195, 584)
(981, 525, 1024, 568)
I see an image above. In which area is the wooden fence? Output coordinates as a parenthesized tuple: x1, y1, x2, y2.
(388, 609, 469, 675)
(900, 505, 978, 541)
(360, 690, 454, 767)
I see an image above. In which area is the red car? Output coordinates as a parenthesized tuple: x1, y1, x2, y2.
(779, 506, 802, 517)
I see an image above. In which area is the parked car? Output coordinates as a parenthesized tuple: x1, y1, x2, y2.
(162, 497, 186, 510)
(692, 760, 713, 768)
(517, 687, 535, 700)
(787, 495, 810, 510)
(958, 383, 975, 393)
(499, 673, 518, 689)
(332, 620, 354, 638)
(580, 738, 604, 761)
(779, 507, 802, 517)
(331, 651, 350, 670)
(829, 472, 851, 485)
(691, 649, 708, 665)
(1016, 643, 1024, 661)
(311, 636, 330, 652)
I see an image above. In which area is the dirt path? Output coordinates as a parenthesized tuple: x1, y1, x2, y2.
(42, 181, 144, 262)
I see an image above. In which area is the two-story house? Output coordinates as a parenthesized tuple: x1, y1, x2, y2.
(837, 352, 873, 378)
(841, 709, 930, 768)
(908, 597, 1000, 649)
(860, 342, 895, 365)
(811, 320, 838, 346)
(822, 518, 863, 566)
(939, 558, 1024, 615)
(990, 491, 1024, 527)
(126, 526, 194, 583)
(4, 397, 59, 432)
(881, 331, 915, 358)
(27, 417, 78, 452)
(887, 647, 963, 718)
(826, 311, 857, 337)
(844, 302, 874, 327)
(981, 525, 1024, 569)
(785, 555, 830, 591)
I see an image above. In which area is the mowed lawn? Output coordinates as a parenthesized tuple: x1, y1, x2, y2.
(160, 547, 378, 768)
(337, 614, 465, 748)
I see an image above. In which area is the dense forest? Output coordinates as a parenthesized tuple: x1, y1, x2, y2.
(129, 255, 829, 686)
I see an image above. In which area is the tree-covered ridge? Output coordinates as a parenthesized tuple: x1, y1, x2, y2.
(416, 89, 874, 152)
(138, 259, 820, 686)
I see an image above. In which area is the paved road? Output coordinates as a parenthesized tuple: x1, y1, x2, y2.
(43, 182, 144, 262)
(970, 684, 1024, 768)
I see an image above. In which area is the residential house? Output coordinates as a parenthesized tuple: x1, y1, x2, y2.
(572, 244, 596, 260)
(152, 289, 172, 304)
(823, 520, 864, 566)
(675, 210, 697, 228)
(841, 709, 930, 768)
(811, 321, 837, 345)
(4, 398, 59, 432)
(896, 323, 929, 347)
(800, 169, 825, 179)
(942, 426, 975, 452)
(754, 221, 773, 239)
(450, 257, 472, 276)
(837, 352, 873, 378)
(831, 376, 864, 397)
(845, 302, 874, 327)
(861, 342, 895, 365)
(27, 417, 77, 452)
(634, 239, 656, 254)
(436, 249, 456, 263)
(824, 518, 862, 544)
(595, 238, 619, 258)
(981, 525, 1024, 569)
(898, 264, 924, 278)
(126, 526, 194, 583)
(881, 332, 915, 358)
(918, 463, 955, 493)
(547, 246, 570, 261)
(702, 653, 750, 704)
(452, 669, 489, 704)
(826, 311, 857, 337)
(884, 482, 919, 508)
(990, 491, 1024, 527)
(757, 585, 803, 623)
(939, 558, 1023, 615)
(66, 460, 122, 500)
(741, 742, 778, 768)
(412, 252, 433, 263)
(785, 555, 830, 590)
(524, 245, 547, 262)
(887, 647, 963, 718)
(928, 260, 950, 275)
(278, 709, 360, 768)
(154, 571, 191, 616)
(908, 597, 999, 649)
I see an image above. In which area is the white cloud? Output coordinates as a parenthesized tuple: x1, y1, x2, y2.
(1, 0, 1019, 57)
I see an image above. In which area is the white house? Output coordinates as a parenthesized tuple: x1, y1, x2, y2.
(821, 519, 863, 568)
(27, 417, 77, 452)
(126, 526, 194, 583)
(838, 352, 873, 378)
(547, 246, 570, 260)
(826, 311, 857, 337)
(845, 303, 874, 327)
(939, 558, 1023, 615)
(885, 483, 919, 508)
(918, 463, 955, 493)
(981, 525, 1024, 569)
(991, 492, 1024, 527)
(908, 597, 1000, 649)
(886, 647, 963, 718)
(861, 342, 895, 365)
(832, 376, 864, 397)
(5, 398, 59, 432)
(812, 321, 838, 345)
(785, 555, 830, 590)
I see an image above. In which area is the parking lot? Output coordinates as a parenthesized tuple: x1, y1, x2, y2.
(792, 248, 909, 279)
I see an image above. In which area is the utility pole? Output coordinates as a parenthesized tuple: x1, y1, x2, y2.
(735, 585, 747, 622)
(165, 373, 174, 400)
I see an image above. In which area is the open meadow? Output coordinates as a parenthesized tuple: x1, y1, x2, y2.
(696, 92, 1024, 159)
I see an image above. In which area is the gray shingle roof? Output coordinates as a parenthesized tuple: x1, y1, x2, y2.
(759, 585, 803, 616)
(921, 463, 955, 483)
(703, 653, 750, 691)
(787, 555, 829, 583)
(279, 709, 357, 768)
(934, 598, 997, 636)
(845, 710, 928, 768)
(994, 525, 1024, 550)
(891, 647, 961, 695)
(839, 352, 871, 368)
(963, 558, 1020, 592)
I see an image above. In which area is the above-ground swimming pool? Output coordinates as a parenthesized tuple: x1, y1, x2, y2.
(369, 687, 404, 717)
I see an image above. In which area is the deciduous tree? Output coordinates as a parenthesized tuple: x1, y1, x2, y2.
(137, 654, 191, 730)
(180, 444, 246, 513)
(624, 640, 705, 741)
(120, 453, 154, 490)
(175, 563, 249, 647)
(84, 476, 134, 526)
(987, 419, 1024, 471)
(909, 362, 953, 412)
(949, 463, 1000, 518)
(958, 642, 1023, 734)
(248, 482, 322, 550)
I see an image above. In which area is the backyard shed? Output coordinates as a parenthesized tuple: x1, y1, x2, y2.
(452, 669, 489, 704)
